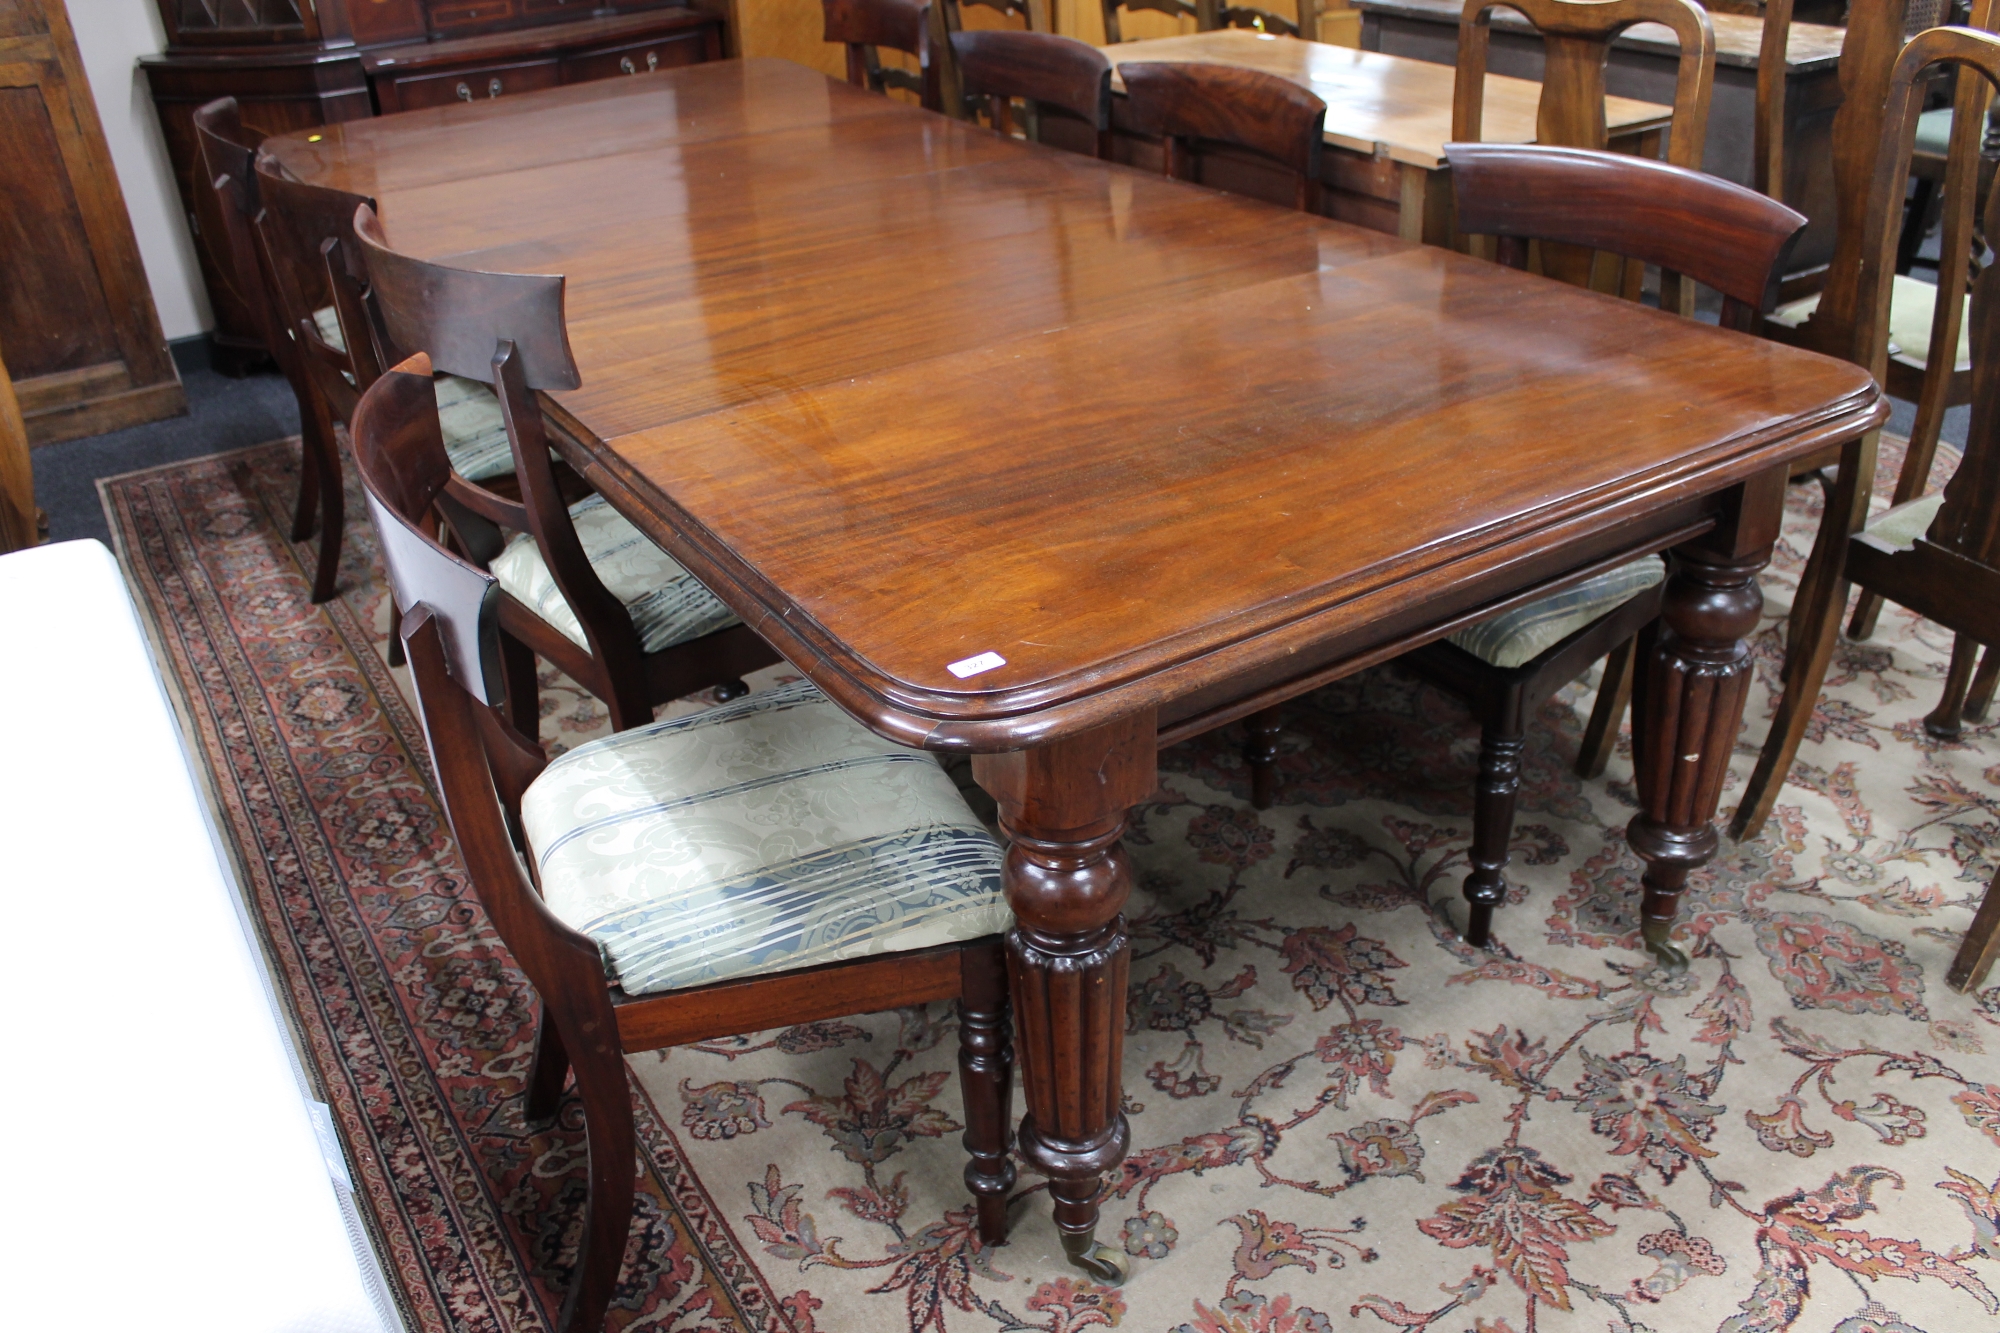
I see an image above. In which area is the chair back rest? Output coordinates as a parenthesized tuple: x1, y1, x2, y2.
(1101, 0, 1198, 45)
(824, 0, 944, 110)
(190, 98, 277, 352)
(1448, 143, 1807, 329)
(953, 29, 1112, 137)
(252, 160, 383, 415)
(1216, 0, 1322, 38)
(947, 0, 1042, 29)
(1753, 0, 1795, 198)
(352, 204, 579, 392)
(351, 358, 506, 706)
(1120, 61, 1326, 210)
(1797, 0, 1999, 368)
(1452, 0, 1716, 169)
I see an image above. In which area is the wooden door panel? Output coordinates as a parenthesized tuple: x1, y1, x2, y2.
(0, 86, 123, 378)
(0, 0, 182, 443)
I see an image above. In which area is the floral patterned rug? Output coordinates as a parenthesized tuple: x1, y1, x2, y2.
(104, 434, 2000, 1333)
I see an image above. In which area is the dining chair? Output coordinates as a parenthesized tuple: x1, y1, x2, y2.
(352, 204, 779, 735)
(252, 161, 531, 609)
(1733, 0, 2000, 840)
(191, 99, 343, 601)
(351, 356, 1016, 1333)
(1453, 0, 1715, 295)
(1400, 143, 1808, 948)
(946, 0, 1045, 30)
(824, 0, 944, 111)
(1119, 60, 1327, 211)
(952, 29, 1113, 154)
(1101, 0, 1199, 44)
(1743, 24, 2000, 995)
(1215, 0, 1323, 38)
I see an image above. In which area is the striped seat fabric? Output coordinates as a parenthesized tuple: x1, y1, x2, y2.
(1447, 556, 1665, 670)
(488, 494, 743, 655)
(310, 306, 514, 481)
(520, 680, 1010, 995)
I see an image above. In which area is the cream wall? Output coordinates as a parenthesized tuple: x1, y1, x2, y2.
(65, 0, 210, 341)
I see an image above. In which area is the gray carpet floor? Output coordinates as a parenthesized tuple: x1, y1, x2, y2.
(35, 357, 299, 548)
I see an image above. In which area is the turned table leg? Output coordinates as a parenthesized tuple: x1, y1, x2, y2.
(1627, 473, 1783, 972)
(972, 711, 1156, 1287)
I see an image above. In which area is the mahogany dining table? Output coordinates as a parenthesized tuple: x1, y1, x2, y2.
(266, 55, 1884, 1285)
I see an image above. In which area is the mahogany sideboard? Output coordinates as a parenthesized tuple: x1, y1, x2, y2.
(141, 0, 725, 375)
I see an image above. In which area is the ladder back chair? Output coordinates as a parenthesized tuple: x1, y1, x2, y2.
(1215, 0, 1323, 38)
(1119, 60, 1327, 211)
(352, 204, 779, 735)
(191, 99, 342, 601)
(824, 0, 945, 111)
(1735, 0, 2000, 840)
(952, 29, 1114, 153)
(352, 358, 1017, 1333)
(1453, 0, 1716, 295)
(1739, 24, 2000, 992)
(1404, 143, 1808, 948)
(1101, 0, 1198, 44)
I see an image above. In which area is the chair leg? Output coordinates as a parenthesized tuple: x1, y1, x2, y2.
(1734, 435, 1876, 843)
(1463, 718, 1525, 948)
(526, 1006, 571, 1124)
(1925, 634, 1982, 739)
(1968, 644, 2000, 722)
(1732, 570, 1848, 842)
(308, 415, 344, 605)
(1575, 638, 1637, 779)
(501, 631, 540, 743)
(1243, 706, 1283, 810)
(387, 628, 406, 670)
(291, 424, 321, 543)
(553, 1022, 636, 1333)
(1949, 865, 2000, 992)
(957, 941, 1015, 1246)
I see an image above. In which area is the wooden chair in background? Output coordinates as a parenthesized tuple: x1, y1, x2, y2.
(823, 0, 944, 110)
(353, 205, 778, 734)
(1119, 60, 1327, 209)
(1741, 24, 2000, 993)
(1101, 0, 1199, 44)
(1397, 144, 1808, 948)
(352, 358, 1017, 1333)
(953, 29, 1114, 153)
(1734, 0, 2000, 841)
(1214, 0, 1323, 38)
(191, 98, 342, 600)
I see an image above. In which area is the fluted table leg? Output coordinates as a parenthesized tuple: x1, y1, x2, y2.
(1627, 471, 1785, 972)
(972, 710, 1155, 1287)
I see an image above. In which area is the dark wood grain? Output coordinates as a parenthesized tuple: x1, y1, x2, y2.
(1120, 59, 1325, 209)
(277, 60, 1886, 1280)
(952, 28, 1112, 150)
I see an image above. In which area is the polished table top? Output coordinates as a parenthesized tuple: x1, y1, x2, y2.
(1102, 29, 1671, 169)
(269, 57, 1877, 750)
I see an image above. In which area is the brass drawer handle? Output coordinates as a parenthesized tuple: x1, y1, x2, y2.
(488, 76, 503, 98)
(648, 50, 659, 70)
(620, 56, 635, 74)
(456, 81, 472, 101)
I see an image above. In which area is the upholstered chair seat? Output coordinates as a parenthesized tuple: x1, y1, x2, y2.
(1857, 492, 1946, 552)
(1770, 275, 1971, 376)
(488, 493, 744, 655)
(1447, 556, 1666, 669)
(519, 679, 1010, 994)
(312, 305, 514, 480)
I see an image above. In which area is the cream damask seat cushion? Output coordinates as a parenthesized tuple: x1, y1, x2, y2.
(1859, 492, 1944, 552)
(310, 306, 514, 481)
(519, 680, 1010, 995)
(1447, 556, 1665, 670)
(488, 494, 742, 655)
(1768, 275, 1970, 375)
